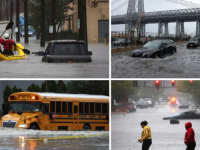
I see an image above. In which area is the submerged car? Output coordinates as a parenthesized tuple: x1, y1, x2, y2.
(179, 104, 189, 109)
(186, 37, 200, 48)
(163, 111, 200, 120)
(130, 39, 177, 58)
(33, 40, 92, 63)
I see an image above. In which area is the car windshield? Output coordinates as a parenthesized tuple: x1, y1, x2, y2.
(143, 41, 161, 48)
(19, 25, 34, 31)
(173, 112, 181, 116)
(190, 37, 197, 41)
(53, 43, 86, 55)
(9, 102, 42, 112)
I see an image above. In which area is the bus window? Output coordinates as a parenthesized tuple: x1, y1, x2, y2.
(43, 103, 49, 114)
(95, 103, 101, 113)
(102, 103, 108, 114)
(62, 101, 67, 113)
(68, 102, 72, 113)
(90, 103, 94, 114)
(50, 101, 55, 112)
(79, 102, 83, 114)
(85, 102, 89, 113)
(74, 105, 78, 113)
(56, 101, 61, 113)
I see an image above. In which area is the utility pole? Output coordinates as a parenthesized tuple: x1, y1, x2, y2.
(16, 0, 20, 42)
(10, 0, 13, 39)
(40, 0, 45, 47)
(51, 0, 56, 40)
(78, 0, 88, 49)
(24, 0, 29, 43)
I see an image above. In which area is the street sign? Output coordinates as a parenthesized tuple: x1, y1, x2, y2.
(77, 19, 80, 29)
(49, 26, 53, 33)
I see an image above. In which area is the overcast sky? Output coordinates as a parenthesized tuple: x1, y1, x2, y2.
(111, 0, 200, 35)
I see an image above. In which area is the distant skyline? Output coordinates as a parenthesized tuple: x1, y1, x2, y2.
(111, 0, 200, 35)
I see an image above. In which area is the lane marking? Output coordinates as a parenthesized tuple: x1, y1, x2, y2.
(19, 133, 109, 141)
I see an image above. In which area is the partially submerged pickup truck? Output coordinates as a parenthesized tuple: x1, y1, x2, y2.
(33, 40, 92, 63)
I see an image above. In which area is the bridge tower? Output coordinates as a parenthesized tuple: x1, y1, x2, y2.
(196, 19, 200, 37)
(125, 0, 136, 36)
(125, 0, 145, 39)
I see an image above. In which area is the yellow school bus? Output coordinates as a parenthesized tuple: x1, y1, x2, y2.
(0, 92, 109, 131)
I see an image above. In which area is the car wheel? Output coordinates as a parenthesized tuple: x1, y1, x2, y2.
(29, 124, 39, 130)
(83, 124, 91, 130)
(170, 119, 179, 124)
(171, 49, 175, 55)
(153, 54, 159, 59)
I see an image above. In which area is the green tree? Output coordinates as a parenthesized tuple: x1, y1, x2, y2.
(66, 81, 109, 96)
(12, 85, 22, 93)
(176, 81, 200, 104)
(28, 0, 72, 39)
(3, 85, 13, 115)
(27, 84, 41, 92)
(111, 81, 135, 106)
(41, 82, 47, 92)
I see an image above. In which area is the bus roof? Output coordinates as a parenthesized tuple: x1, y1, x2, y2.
(13, 92, 109, 99)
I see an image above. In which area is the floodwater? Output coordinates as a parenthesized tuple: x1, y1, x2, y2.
(111, 105, 200, 150)
(0, 129, 109, 150)
(0, 38, 109, 78)
(112, 42, 200, 78)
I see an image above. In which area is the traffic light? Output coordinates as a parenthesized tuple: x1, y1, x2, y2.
(171, 80, 175, 87)
(154, 80, 160, 89)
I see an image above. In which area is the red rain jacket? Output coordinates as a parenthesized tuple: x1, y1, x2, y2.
(184, 122, 195, 145)
(0, 38, 15, 50)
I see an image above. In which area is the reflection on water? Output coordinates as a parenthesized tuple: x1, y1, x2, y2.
(0, 135, 109, 150)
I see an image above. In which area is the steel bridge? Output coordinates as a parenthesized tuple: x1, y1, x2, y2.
(111, 0, 200, 38)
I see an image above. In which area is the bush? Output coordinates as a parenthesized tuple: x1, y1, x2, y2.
(56, 30, 80, 40)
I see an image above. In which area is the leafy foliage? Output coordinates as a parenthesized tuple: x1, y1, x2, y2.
(111, 81, 135, 105)
(66, 81, 109, 96)
(28, 0, 73, 39)
(3, 85, 22, 115)
(176, 81, 200, 104)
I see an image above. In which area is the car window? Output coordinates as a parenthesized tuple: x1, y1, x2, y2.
(166, 40, 171, 45)
(53, 43, 81, 55)
(45, 42, 52, 55)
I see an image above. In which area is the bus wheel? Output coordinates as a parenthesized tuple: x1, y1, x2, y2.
(29, 123, 40, 130)
(83, 124, 91, 130)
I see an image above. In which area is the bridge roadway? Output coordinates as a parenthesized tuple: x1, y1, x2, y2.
(112, 8, 200, 24)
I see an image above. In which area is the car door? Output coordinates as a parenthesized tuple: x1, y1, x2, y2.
(160, 41, 168, 56)
(198, 38, 200, 46)
(165, 40, 172, 55)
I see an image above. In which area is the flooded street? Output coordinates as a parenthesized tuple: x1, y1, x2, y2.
(0, 38, 109, 78)
(111, 105, 200, 150)
(0, 129, 109, 150)
(112, 42, 200, 78)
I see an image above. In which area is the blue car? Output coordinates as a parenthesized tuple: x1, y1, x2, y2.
(19, 25, 36, 37)
(19, 16, 35, 37)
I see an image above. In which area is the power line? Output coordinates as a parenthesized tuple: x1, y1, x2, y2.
(166, 0, 200, 8)
(112, 0, 120, 5)
(111, 0, 128, 13)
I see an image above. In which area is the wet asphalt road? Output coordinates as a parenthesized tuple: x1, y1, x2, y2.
(0, 135, 109, 150)
(0, 38, 109, 78)
(111, 105, 200, 150)
(112, 42, 200, 78)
